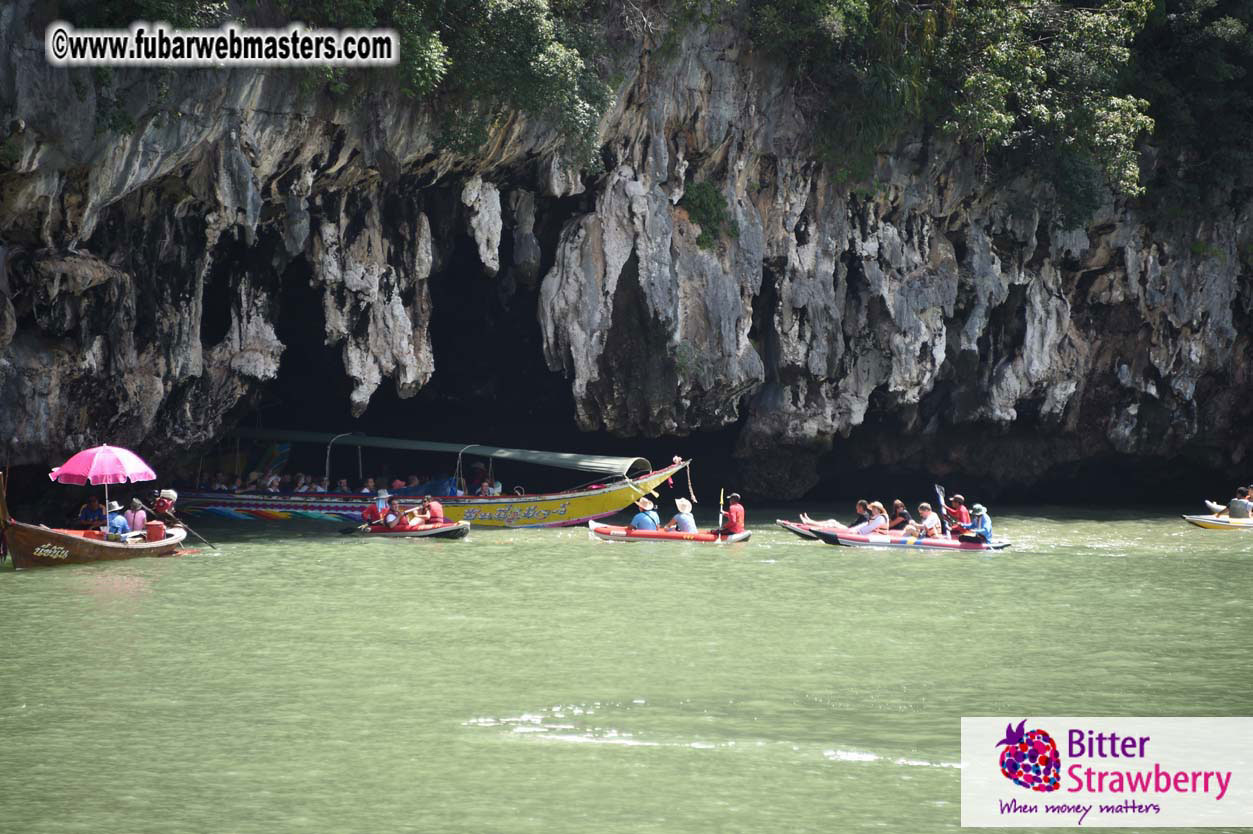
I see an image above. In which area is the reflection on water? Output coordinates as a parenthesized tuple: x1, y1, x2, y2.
(0, 506, 1249, 834)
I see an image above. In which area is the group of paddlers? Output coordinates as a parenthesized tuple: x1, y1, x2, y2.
(628, 492, 747, 536)
(801, 493, 993, 543)
(360, 490, 446, 529)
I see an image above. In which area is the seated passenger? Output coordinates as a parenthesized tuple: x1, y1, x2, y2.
(713, 493, 746, 535)
(1216, 486, 1252, 518)
(849, 501, 888, 535)
(664, 497, 698, 533)
(418, 496, 446, 524)
(294, 475, 312, 493)
(943, 493, 972, 530)
(916, 502, 942, 538)
(629, 497, 661, 531)
(77, 495, 106, 528)
(312, 477, 329, 493)
(383, 497, 410, 529)
(359, 477, 376, 495)
(335, 478, 350, 494)
(362, 489, 390, 524)
(959, 503, 993, 543)
(887, 499, 912, 531)
(124, 498, 147, 532)
(106, 501, 130, 535)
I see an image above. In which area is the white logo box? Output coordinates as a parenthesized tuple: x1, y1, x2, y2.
(961, 717, 1253, 827)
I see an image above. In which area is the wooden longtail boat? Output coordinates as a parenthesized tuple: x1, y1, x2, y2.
(182, 429, 690, 529)
(0, 474, 187, 569)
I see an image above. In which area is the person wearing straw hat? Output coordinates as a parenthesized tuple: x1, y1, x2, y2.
(105, 500, 130, 535)
(629, 496, 661, 530)
(958, 503, 993, 544)
(663, 497, 698, 533)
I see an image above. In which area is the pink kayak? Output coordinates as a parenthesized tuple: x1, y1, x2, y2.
(810, 527, 1009, 551)
(588, 520, 751, 543)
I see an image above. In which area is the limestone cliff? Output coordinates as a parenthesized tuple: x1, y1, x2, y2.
(1, 1, 1250, 496)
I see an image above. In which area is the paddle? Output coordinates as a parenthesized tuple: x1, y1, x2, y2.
(340, 503, 424, 534)
(934, 484, 950, 535)
(143, 500, 219, 551)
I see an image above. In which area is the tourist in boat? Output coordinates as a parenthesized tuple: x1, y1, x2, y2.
(916, 502, 942, 537)
(848, 501, 889, 535)
(124, 498, 147, 532)
(467, 462, 488, 494)
(359, 477, 376, 495)
(801, 498, 869, 529)
(383, 497, 411, 529)
(943, 493, 971, 529)
(417, 495, 446, 524)
(311, 477, 328, 493)
(663, 497, 698, 533)
(76, 495, 106, 528)
(1214, 486, 1252, 518)
(958, 503, 993, 543)
(362, 489, 389, 524)
(334, 478, 349, 493)
(106, 501, 130, 535)
(887, 499, 912, 530)
(713, 493, 745, 535)
(629, 497, 661, 530)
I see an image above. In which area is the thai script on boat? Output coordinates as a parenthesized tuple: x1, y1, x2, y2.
(462, 502, 571, 524)
(33, 544, 71, 560)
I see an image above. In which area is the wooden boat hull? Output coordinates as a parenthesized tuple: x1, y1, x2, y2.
(2, 521, 188, 569)
(775, 519, 821, 540)
(588, 520, 751, 543)
(812, 528, 1010, 551)
(358, 521, 470, 539)
(1182, 514, 1253, 530)
(180, 460, 689, 528)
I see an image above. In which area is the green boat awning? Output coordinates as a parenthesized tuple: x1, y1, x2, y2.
(231, 429, 653, 478)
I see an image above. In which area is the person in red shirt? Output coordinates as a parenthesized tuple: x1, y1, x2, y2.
(714, 492, 746, 535)
(361, 489, 389, 524)
(944, 493, 972, 532)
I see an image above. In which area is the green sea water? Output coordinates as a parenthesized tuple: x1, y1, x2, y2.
(1, 507, 1249, 833)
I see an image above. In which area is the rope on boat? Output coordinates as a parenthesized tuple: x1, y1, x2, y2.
(685, 459, 698, 503)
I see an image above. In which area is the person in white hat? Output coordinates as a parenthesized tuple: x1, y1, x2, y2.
(105, 500, 130, 535)
(628, 496, 661, 530)
(663, 497, 698, 533)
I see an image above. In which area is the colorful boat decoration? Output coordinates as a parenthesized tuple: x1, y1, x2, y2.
(587, 520, 751, 544)
(0, 473, 188, 569)
(181, 429, 690, 529)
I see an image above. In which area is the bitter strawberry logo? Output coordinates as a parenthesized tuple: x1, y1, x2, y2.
(996, 719, 1061, 792)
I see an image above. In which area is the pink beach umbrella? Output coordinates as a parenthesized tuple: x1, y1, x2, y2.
(49, 445, 158, 514)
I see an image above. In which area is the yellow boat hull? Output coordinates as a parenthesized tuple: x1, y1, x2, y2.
(181, 461, 690, 528)
(1182, 514, 1253, 530)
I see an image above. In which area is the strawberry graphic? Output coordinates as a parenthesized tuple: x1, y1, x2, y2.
(996, 719, 1061, 792)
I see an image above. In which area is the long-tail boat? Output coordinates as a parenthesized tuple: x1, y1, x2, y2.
(181, 429, 690, 529)
(0, 473, 187, 569)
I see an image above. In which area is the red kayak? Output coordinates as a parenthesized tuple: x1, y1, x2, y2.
(358, 520, 470, 539)
(588, 520, 751, 543)
(810, 527, 1009, 551)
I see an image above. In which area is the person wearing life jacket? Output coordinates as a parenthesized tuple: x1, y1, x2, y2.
(714, 493, 745, 535)
(417, 495, 446, 524)
(383, 497, 411, 530)
(629, 496, 661, 530)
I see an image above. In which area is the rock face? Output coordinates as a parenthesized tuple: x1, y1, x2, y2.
(0, 2, 1249, 495)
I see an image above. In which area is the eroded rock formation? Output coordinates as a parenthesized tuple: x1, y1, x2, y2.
(0, 1, 1249, 495)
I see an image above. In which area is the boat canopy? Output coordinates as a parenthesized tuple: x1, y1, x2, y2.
(232, 428, 653, 478)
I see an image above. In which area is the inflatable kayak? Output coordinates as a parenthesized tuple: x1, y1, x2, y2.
(811, 528, 1010, 551)
(359, 520, 470, 539)
(588, 519, 751, 543)
(776, 519, 823, 540)
(1182, 513, 1253, 530)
